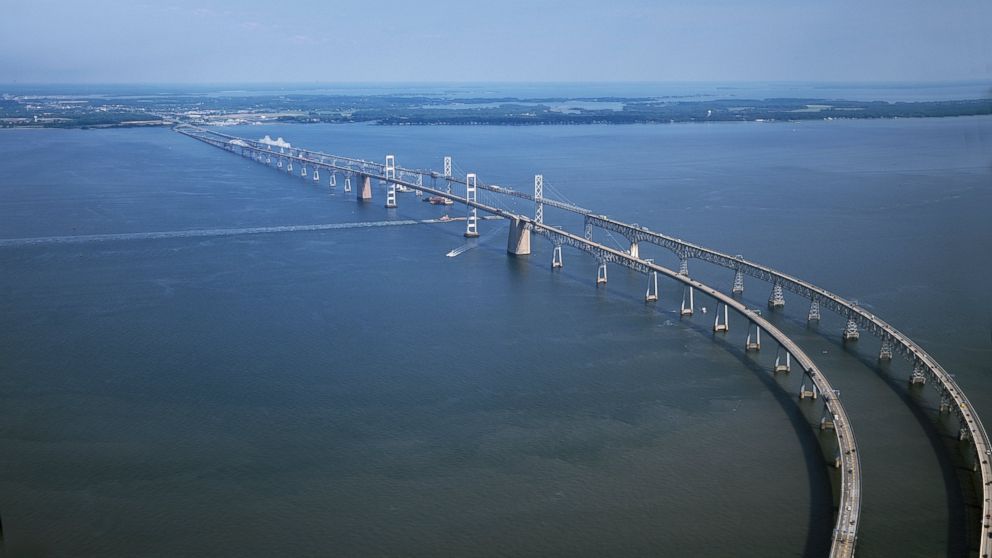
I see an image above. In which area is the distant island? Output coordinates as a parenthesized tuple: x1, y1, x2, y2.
(2, 91, 990, 128)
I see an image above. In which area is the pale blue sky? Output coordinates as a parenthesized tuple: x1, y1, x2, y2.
(1, 0, 990, 83)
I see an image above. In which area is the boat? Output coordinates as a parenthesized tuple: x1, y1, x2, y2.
(428, 195, 454, 205)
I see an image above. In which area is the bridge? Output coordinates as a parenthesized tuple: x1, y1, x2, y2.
(176, 124, 985, 557)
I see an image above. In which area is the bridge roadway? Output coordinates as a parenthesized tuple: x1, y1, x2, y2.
(178, 125, 861, 557)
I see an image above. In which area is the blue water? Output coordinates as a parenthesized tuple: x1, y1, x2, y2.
(0, 116, 990, 557)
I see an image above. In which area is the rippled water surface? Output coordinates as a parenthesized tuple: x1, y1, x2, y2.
(1, 116, 990, 557)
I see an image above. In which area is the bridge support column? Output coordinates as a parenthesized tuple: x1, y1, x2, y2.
(746, 322, 761, 351)
(301, 165, 308, 178)
(596, 261, 608, 285)
(357, 175, 372, 201)
(330, 173, 337, 188)
(768, 282, 785, 309)
(800, 376, 818, 400)
(842, 316, 860, 342)
(629, 241, 639, 259)
(506, 218, 531, 256)
(732, 268, 744, 295)
(385, 183, 397, 207)
(552, 245, 563, 269)
(443, 156, 453, 195)
(678, 254, 689, 276)
(879, 339, 893, 361)
(534, 174, 544, 224)
(277, 157, 283, 168)
(680, 286, 694, 316)
(808, 299, 821, 322)
(645, 271, 659, 302)
(584, 218, 593, 241)
(344, 176, 352, 193)
(909, 362, 927, 385)
(465, 173, 479, 238)
(939, 392, 952, 414)
(385, 155, 397, 208)
(713, 302, 729, 332)
(959, 427, 971, 441)
(775, 347, 791, 373)
(313, 168, 320, 182)
(820, 407, 836, 431)
(287, 160, 293, 173)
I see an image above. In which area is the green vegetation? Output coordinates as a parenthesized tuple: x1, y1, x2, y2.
(1, 91, 989, 128)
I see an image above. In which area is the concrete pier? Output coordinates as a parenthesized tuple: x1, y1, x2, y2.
(357, 175, 372, 201)
(506, 217, 531, 256)
(680, 285, 694, 316)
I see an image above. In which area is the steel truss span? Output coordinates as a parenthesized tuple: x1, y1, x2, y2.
(175, 124, 983, 558)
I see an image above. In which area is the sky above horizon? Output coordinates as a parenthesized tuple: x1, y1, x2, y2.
(1, 0, 990, 84)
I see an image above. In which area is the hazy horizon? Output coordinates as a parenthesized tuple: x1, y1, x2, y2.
(2, 0, 990, 85)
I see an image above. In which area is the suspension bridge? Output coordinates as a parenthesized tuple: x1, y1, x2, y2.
(176, 124, 992, 558)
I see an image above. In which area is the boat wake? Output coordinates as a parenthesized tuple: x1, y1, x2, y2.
(0, 219, 429, 248)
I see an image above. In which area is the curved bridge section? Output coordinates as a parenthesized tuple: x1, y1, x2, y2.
(582, 214, 992, 557)
(177, 125, 862, 557)
(529, 220, 861, 557)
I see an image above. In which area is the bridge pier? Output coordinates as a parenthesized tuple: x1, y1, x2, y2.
(596, 261, 608, 285)
(287, 160, 293, 173)
(330, 173, 337, 188)
(808, 299, 821, 322)
(959, 427, 971, 441)
(534, 174, 544, 224)
(878, 339, 893, 361)
(939, 392, 952, 414)
(800, 376, 818, 400)
(552, 245, 563, 269)
(344, 176, 352, 193)
(313, 168, 320, 182)
(909, 362, 927, 385)
(506, 218, 531, 256)
(820, 406, 836, 431)
(680, 286, 694, 316)
(357, 175, 372, 201)
(301, 164, 308, 178)
(746, 322, 761, 351)
(732, 268, 744, 295)
(842, 316, 860, 342)
(465, 173, 479, 237)
(678, 253, 689, 276)
(385, 182, 397, 207)
(768, 282, 785, 309)
(645, 271, 659, 302)
(713, 301, 729, 332)
(775, 347, 791, 373)
(629, 241, 639, 258)
(385, 155, 397, 208)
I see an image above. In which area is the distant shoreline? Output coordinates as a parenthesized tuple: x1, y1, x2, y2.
(2, 94, 989, 129)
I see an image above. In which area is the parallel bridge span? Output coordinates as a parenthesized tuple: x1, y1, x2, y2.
(177, 125, 862, 557)
(581, 216, 992, 558)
